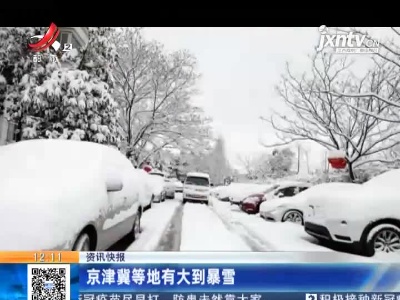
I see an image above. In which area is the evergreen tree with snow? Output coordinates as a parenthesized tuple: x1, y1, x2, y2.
(0, 27, 44, 139)
(1, 27, 122, 145)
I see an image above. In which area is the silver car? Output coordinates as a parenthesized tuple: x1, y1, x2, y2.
(0, 139, 143, 251)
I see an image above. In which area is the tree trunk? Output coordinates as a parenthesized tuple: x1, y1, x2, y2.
(348, 162, 355, 182)
(15, 118, 23, 142)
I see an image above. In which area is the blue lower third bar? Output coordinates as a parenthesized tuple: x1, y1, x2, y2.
(79, 292, 400, 300)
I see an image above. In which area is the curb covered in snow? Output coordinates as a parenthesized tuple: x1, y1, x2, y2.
(127, 200, 181, 251)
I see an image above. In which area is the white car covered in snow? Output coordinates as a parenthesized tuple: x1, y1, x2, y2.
(183, 172, 211, 204)
(148, 171, 166, 202)
(133, 169, 154, 210)
(305, 169, 400, 256)
(260, 182, 354, 225)
(0, 139, 143, 251)
(225, 183, 274, 204)
(231, 181, 310, 205)
(164, 178, 177, 199)
(170, 178, 183, 193)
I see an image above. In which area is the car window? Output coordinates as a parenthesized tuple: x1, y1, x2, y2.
(299, 187, 308, 193)
(185, 176, 209, 186)
(277, 187, 296, 197)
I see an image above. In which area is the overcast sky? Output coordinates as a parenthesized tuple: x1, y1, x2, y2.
(142, 27, 383, 171)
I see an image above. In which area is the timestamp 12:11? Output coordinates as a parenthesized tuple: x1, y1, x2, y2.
(34, 252, 62, 262)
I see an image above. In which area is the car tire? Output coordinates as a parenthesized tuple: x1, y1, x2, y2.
(282, 210, 304, 225)
(362, 224, 400, 257)
(132, 208, 142, 241)
(204, 201, 209, 205)
(183, 198, 187, 204)
(72, 233, 91, 251)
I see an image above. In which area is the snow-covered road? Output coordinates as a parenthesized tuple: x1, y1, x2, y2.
(209, 197, 374, 262)
(180, 203, 251, 251)
(122, 194, 395, 262)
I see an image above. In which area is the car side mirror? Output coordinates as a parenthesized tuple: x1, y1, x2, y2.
(181, 181, 184, 184)
(106, 176, 123, 192)
(210, 183, 214, 187)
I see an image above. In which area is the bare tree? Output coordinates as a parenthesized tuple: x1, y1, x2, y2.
(237, 154, 257, 179)
(113, 28, 212, 166)
(261, 51, 400, 181)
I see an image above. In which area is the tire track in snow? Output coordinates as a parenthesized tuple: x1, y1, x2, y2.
(209, 198, 274, 251)
(180, 202, 251, 251)
(156, 203, 184, 251)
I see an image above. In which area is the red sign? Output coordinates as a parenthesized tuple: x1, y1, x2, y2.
(143, 165, 152, 173)
(328, 157, 347, 169)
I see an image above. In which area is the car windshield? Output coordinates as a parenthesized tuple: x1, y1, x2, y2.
(185, 176, 209, 186)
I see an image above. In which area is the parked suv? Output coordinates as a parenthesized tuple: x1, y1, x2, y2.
(183, 172, 211, 205)
(304, 169, 400, 256)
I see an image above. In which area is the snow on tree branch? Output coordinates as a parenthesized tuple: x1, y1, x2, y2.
(113, 28, 212, 165)
(262, 50, 400, 180)
(1, 27, 123, 145)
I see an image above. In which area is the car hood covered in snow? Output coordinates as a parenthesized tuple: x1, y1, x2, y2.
(305, 182, 364, 218)
(0, 140, 110, 250)
(260, 196, 303, 212)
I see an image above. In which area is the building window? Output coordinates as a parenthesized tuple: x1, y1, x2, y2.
(59, 32, 72, 47)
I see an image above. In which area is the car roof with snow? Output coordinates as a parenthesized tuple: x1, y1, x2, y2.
(363, 169, 400, 188)
(186, 172, 210, 178)
(0, 139, 112, 164)
(274, 181, 311, 189)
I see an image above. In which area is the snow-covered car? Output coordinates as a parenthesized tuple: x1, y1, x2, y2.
(239, 193, 267, 214)
(164, 178, 176, 199)
(0, 139, 143, 251)
(231, 181, 310, 206)
(148, 171, 166, 203)
(304, 169, 400, 256)
(259, 183, 354, 225)
(134, 169, 154, 210)
(183, 172, 211, 204)
(171, 178, 183, 193)
(225, 183, 273, 205)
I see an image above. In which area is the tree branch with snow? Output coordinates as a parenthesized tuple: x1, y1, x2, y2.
(262, 50, 400, 180)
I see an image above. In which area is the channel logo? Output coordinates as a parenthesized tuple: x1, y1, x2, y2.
(28, 23, 61, 52)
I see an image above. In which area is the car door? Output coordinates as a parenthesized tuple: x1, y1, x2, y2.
(99, 148, 140, 249)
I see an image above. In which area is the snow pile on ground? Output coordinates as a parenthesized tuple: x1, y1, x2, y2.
(180, 203, 251, 251)
(128, 200, 180, 251)
(0, 139, 123, 250)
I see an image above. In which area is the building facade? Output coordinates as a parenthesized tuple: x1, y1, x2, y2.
(0, 27, 89, 145)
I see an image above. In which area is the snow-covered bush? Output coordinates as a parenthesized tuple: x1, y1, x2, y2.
(1, 27, 123, 145)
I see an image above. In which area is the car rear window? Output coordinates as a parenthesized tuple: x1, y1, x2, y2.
(185, 177, 209, 186)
